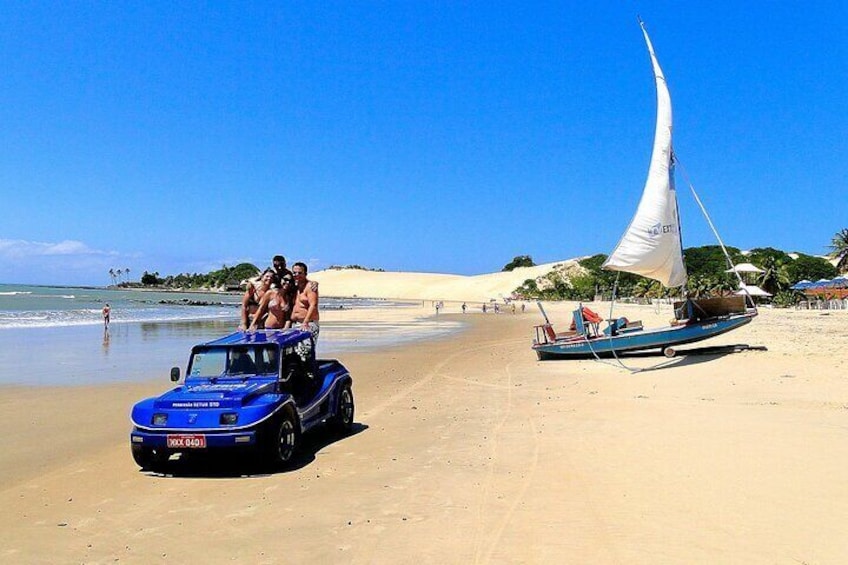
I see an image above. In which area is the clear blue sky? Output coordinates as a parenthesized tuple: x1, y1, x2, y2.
(1, 2, 845, 286)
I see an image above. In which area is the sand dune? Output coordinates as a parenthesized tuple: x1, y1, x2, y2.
(311, 259, 582, 302)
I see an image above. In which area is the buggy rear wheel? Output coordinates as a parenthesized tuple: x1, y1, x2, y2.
(329, 383, 355, 433)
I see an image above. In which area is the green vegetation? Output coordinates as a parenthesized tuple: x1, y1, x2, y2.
(134, 263, 260, 290)
(784, 253, 837, 283)
(127, 262, 386, 290)
(512, 260, 597, 301)
(108, 268, 132, 286)
(502, 255, 536, 271)
(513, 243, 840, 306)
(140, 271, 160, 286)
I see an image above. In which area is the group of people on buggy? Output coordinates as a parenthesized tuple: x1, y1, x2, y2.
(238, 255, 322, 401)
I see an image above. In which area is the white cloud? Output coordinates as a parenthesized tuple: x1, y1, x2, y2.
(0, 238, 117, 259)
(0, 239, 127, 285)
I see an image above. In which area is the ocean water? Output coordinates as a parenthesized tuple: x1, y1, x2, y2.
(0, 284, 400, 329)
(0, 284, 241, 329)
(0, 284, 463, 386)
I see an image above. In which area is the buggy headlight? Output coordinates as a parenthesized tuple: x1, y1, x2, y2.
(152, 413, 168, 426)
(220, 413, 238, 425)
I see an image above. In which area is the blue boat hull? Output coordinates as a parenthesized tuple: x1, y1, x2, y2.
(533, 312, 756, 360)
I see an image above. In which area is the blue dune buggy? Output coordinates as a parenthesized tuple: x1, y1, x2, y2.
(129, 329, 354, 471)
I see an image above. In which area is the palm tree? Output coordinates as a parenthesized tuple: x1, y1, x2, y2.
(686, 274, 713, 298)
(108, 268, 116, 286)
(711, 274, 738, 297)
(125, 267, 131, 283)
(649, 280, 669, 299)
(829, 228, 848, 273)
(630, 278, 652, 299)
(757, 256, 791, 295)
(116, 269, 123, 285)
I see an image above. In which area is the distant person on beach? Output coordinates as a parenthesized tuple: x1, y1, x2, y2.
(521, 303, 526, 313)
(102, 304, 111, 328)
(249, 273, 293, 331)
(482, 303, 487, 313)
(462, 302, 467, 314)
(240, 269, 274, 330)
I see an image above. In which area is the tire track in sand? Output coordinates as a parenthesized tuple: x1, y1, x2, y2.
(359, 337, 527, 422)
(473, 357, 541, 564)
(349, 337, 526, 564)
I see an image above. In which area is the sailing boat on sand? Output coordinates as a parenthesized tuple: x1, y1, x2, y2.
(532, 20, 757, 360)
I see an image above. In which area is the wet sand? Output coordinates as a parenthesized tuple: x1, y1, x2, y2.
(1, 303, 847, 563)
(0, 304, 460, 387)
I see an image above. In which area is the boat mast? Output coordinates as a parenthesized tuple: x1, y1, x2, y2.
(602, 18, 687, 289)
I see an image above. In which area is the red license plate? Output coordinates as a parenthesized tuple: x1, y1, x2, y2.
(166, 434, 207, 449)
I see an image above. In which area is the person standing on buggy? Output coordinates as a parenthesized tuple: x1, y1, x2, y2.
(288, 262, 320, 395)
(290, 262, 319, 352)
(271, 255, 293, 283)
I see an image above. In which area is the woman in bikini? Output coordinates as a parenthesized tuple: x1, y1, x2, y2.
(249, 274, 294, 331)
(239, 269, 275, 330)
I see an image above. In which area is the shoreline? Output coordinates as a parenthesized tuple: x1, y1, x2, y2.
(0, 303, 465, 387)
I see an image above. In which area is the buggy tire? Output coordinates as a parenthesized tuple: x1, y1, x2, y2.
(263, 408, 300, 468)
(131, 444, 168, 471)
(329, 382, 355, 434)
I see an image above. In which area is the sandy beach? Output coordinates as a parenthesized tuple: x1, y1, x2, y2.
(2, 269, 848, 563)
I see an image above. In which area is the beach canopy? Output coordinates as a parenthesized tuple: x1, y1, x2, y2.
(736, 283, 771, 297)
(795, 277, 848, 291)
(726, 263, 764, 273)
(791, 280, 813, 290)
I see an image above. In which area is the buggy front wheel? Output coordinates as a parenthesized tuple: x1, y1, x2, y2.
(131, 444, 168, 471)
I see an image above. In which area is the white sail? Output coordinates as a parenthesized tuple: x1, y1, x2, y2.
(602, 22, 687, 288)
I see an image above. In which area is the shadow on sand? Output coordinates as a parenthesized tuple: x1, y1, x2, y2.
(139, 423, 369, 479)
(619, 343, 768, 372)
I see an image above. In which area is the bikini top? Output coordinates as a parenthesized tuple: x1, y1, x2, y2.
(268, 297, 290, 313)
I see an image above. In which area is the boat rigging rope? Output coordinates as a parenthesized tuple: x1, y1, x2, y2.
(582, 272, 671, 373)
(578, 153, 754, 371)
(676, 157, 756, 310)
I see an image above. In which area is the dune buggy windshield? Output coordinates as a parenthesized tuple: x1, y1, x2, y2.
(188, 345, 280, 378)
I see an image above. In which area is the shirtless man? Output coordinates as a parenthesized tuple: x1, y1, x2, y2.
(290, 262, 319, 351)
